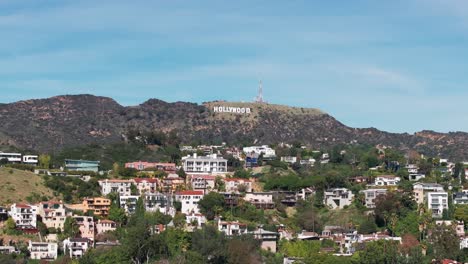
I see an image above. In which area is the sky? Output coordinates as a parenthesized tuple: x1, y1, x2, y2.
(1, 0, 468, 133)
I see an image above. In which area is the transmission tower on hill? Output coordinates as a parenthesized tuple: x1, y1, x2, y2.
(255, 80, 265, 103)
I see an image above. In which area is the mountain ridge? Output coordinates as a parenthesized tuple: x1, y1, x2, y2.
(1, 94, 468, 160)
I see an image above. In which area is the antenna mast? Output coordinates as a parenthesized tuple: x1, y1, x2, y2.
(255, 80, 264, 103)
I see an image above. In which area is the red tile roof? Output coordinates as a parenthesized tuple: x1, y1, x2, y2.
(133, 178, 159, 183)
(176, 190, 204, 196)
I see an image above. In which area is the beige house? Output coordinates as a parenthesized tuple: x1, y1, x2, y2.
(96, 219, 117, 234)
(413, 183, 444, 205)
(36, 201, 70, 231)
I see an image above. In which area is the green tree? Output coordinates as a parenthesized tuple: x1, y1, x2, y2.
(38, 154, 51, 169)
(358, 217, 377, 234)
(198, 192, 225, 220)
(430, 224, 461, 261)
(63, 217, 80, 238)
(5, 217, 16, 231)
(191, 225, 228, 263)
(108, 201, 127, 224)
(454, 205, 468, 224)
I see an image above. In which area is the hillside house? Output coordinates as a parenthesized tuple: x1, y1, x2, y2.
(361, 189, 387, 208)
(428, 192, 449, 218)
(36, 201, 69, 231)
(324, 188, 354, 209)
(133, 178, 159, 194)
(98, 179, 133, 196)
(28, 241, 58, 261)
(182, 154, 227, 174)
(125, 161, 176, 173)
(96, 219, 117, 234)
(217, 219, 248, 236)
(373, 175, 400, 186)
(73, 216, 95, 240)
(244, 192, 275, 209)
(224, 178, 252, 193)
(9, 203, 37, 229)
(63, 238, 92, 259)
(189, 174, 216, 192)
(119, 195, 140, 214)
(175, 190, 204, 214)
(413, 183, 444, 205)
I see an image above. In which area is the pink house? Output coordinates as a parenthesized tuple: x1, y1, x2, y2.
(125, 161, 176, 173)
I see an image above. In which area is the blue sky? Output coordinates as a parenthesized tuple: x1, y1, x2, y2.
(1, 0, 468, 133)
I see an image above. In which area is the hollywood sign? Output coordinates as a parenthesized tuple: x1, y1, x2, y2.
(213, 106, 251, 114)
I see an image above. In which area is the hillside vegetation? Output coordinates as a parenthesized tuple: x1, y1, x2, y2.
(2, 94, 468, 160)
(0, 167, 57, 205)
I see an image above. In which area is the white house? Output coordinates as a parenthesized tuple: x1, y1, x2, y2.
(0, 152, 22, 163)
(9, 203, 37, 228)
(182, 154, 227, 174)
(244, 192, 275, 209)
(281, 156, 297, 164)
(428, 192, 449, 218)
(175, 190, 204, 214)
(63, 238, 92, 259)
(119, 195, 140, 214)
(374, 176, 400, 186)
(22, 155, 38, 165)
(454, 191, 468, 205)
(324, 188, 354, 209)
(242, 145, 276, 159)
(186, 212, 207, 228)
(406, 164, 419, 174)
(144, 192, 175, 216)
(409, 174, 425, 181)
(224, 178, 252, 193)
(28, 241, 58, 260)
(461, 237, 468, 249)
(98, 179, 133, 196)
(361, 189, 387, 208)
(300, 158, 316, 166)
(413, 183, 444, 205)
(217, 219, 248, 236)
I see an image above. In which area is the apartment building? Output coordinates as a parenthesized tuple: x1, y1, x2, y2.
(324, 188, 354, 209)
(9, 203, 37, 228)
(28, 241, 58, 260)
(98, 179, 133, 196)
(82, 197, 111, 217)
(175, 190, 204, 214)
(413, 183, 444, 205)
(428, 192, 449, 218)
(181, 154, 227, 174)
(63, 238, 92, 259)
